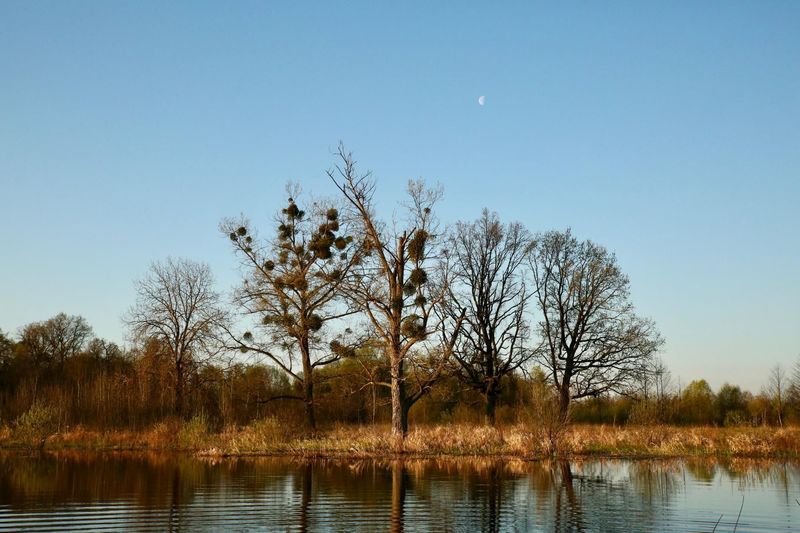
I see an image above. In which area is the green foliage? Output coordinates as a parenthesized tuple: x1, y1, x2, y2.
(680, 380, 716, 425)
(177, 414, 210, 449)
(715, 383, 747, 425)
(14, 402, 60, 450)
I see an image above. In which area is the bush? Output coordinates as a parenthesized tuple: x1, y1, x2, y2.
(526, 376, 567, 455)
(14, 402, 60, 450)
(227, 417, 290, 452)
(176, 414, 210, 449)
(723, 410, 748, 427)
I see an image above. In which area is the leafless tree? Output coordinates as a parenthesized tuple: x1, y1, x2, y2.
(221, 189, 359, 430)
(767, 363, 787, 427)
(788, 355, 800, 412)
(0, 329, 12, 365)
(528, 229, 663, 423)
(651, 357, 673, 422)
(329, 145, 464, 440)
(19, 313, 93, 368)
(445, 209, 533, 425)
(124, 258, 227, 417)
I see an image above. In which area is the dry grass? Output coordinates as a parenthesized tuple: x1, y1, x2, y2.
(3, 421, 800, 458)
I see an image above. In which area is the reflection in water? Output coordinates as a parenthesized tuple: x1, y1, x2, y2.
(299, 462, 312, 533)
(1, 452, 800, 531)
(391, 460, 406, 533)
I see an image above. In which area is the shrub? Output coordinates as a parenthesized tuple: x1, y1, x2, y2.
(14, 402, 60, 450)
(177, 414, 210, 449)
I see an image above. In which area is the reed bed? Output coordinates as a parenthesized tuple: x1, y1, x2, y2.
(3, 420, 800, 458)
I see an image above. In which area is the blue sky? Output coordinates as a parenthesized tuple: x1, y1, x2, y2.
(1, 1, 798, 392)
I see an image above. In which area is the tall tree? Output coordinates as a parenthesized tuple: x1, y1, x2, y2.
(680, 379, 715, 425)
(788, 355, 800, 417)
(18, 313, 93, 369)
(329, 145, 463, 439)
(446, 209, 533, 426)
(124, 258, 226, 417)
(0, 329, 14, 389)
(766, 364, 787, 427)
(714, 383, 747, 425)
(222, 190, 358, 430)
(529, 229, 662, 423)
(0, 329, 15, 364)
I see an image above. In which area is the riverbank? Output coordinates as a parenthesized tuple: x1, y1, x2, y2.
(3, 420, 800, 458)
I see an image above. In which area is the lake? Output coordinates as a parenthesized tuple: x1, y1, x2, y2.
(0, 452, 798, 532)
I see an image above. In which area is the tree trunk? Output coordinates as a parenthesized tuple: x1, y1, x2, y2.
(558, 386, 570, 424)
(303, 379, 316, 431)
(401, 401, 410, 436)
(175, 358, 184, 418)
(391, 353, 406, 439)
(300, 337, 316, 430)
(485, 387, 497, 427)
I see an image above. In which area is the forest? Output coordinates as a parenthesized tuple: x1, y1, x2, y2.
(1, 147, 796, 454)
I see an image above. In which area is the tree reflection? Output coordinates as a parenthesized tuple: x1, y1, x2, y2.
(554, 460, 586, 532)
(299, 462, 312, 533)
(1, 453, 799, 532)
(390, 460, 407, 533)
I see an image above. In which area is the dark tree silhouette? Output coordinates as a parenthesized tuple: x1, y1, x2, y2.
(222, 189, 358, 430)
(329, 145, 464, 440)
(18, 313, 93, 369)
(529, 229, 662, 422)
(125, 258, 226, 417)
(446, 209, 533, 426)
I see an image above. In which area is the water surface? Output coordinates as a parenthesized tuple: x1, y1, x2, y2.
(1, 452, 799, 531)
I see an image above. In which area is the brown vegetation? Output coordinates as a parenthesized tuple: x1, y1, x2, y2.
(3, 421, 800, 459)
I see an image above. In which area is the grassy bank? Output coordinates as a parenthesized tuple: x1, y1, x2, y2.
(3, 419, 800, 459)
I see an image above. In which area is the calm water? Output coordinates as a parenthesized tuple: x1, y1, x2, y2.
(1, 453, 799, 532)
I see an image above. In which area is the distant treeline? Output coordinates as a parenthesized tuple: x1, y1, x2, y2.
(0, 314, 795, 432)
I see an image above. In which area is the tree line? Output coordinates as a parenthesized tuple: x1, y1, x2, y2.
(0, 313, 795, 431)
(1, 146, 792, 438)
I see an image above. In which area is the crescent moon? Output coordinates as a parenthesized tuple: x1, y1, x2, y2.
(478, 95, 486, 106)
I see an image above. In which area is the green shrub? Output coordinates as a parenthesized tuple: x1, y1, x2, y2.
(14, 403, 60, 450)
(176, 414, 210, 449)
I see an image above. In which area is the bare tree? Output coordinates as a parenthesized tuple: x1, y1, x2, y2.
(528, 229, 663, 423)
(18, 313, 93, 369)
(0, 329, 12, 364)
(221, 189, 358, 430)
(446, 209, 533, 426)
(124, 258, 226, 417)
(651, 356, 673, 422)
(767, 363, 787, 427)
(329, 145, 464, 440)
(788, 355, 800, 416)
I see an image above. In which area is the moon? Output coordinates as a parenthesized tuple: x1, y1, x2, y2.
(478, 95, 486, 106)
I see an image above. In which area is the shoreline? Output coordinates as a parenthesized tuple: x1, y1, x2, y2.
(3, 423, 800, 460)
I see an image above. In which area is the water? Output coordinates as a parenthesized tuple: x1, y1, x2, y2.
(1, 452, 799, 532)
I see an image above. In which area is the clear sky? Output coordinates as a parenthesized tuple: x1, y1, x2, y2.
(1, 1, 798, 393)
